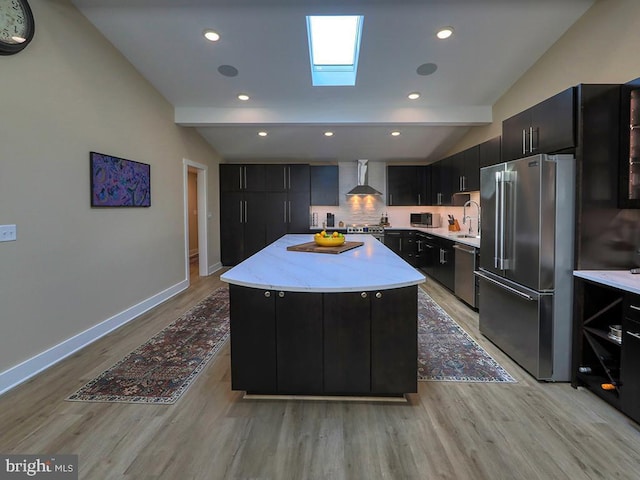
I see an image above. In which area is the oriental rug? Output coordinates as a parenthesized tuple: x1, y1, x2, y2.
(67, 287, 230, 404)
(417, 288, 516, 383)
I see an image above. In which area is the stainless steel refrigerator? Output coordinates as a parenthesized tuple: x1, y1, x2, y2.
(475, 153, 575, 381)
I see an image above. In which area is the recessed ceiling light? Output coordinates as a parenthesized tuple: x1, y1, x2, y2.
(436, 27, 454, 40)
(407, 92, 420, 100)
(203, 30, 220, 42)
(324, 131, 334, 137)
(237, 94, 250, 101)
(258, 131, 268, 137)
(391, 131, 401, 136)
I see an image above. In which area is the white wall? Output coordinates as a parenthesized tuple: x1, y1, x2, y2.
(0, 0, 222, 385)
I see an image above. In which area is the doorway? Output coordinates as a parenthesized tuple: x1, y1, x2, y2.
(183, 159, 209, 282)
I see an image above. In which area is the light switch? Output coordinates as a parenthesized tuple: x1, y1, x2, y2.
(0, 224, 17, 242)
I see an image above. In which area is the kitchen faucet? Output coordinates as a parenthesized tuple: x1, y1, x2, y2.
(462, 200, 481, 236)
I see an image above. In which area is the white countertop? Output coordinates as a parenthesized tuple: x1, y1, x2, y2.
(573, 270, 640, 295)
(221, 234, 426, 293)
(387, 226, 481, 248)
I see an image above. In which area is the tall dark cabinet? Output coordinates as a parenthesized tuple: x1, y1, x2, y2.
(619, 77, 640, 209)
(220, 163, 310, 265)
(310, 165, 339, 206)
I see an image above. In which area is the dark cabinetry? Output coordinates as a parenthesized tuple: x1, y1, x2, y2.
(387, 165, 430, 206)
(229, 284, 417, 396)
(384, 230, 417, 266)
(619, 78, 640, 208)
(416, 233, 455, 291)
(451, 147, 480, 193)
(503, 87, 575, 161)
(573, 278, 640, 423)
(621, 293, 640, 422)
(220, 164, 310, 265)
(310, 165, 339, 205)
(478, 136, 502, 168)
(430, 159, 453, 206)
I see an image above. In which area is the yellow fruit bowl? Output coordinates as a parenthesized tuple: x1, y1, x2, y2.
(314, 236, 346, 247)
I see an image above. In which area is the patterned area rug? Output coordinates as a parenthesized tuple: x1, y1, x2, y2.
(418, 289, 516, 383)
(67, 287, 230, 404)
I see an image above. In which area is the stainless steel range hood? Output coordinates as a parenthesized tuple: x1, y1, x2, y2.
(346, 159, 382, 196)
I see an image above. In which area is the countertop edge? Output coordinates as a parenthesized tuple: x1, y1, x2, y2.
(219, 276, 425, 293)
(573, 270, 640, 295)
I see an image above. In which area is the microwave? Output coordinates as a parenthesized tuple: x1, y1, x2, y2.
(410, 212, 441, 228)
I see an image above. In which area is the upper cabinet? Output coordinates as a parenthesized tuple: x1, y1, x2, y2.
(220, 164, 266, 192)
(265, 164, 310, 193)
(478, 136, 502, 168)
(452, 146, 480, 193)
(387, 165, 430, 206)
(310, 165, 339, 206)
(502, 87, 575, 161)
(620, 78, 640, 209)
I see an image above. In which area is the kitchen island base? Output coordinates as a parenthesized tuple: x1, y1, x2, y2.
(229, 283, 418, 397)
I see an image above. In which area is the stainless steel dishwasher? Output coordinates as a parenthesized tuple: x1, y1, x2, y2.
(453, 243, 478, 308)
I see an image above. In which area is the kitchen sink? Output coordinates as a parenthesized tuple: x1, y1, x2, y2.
(457, 234, 481, 239)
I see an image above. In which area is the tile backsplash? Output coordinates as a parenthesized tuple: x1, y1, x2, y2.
(310, 161, 480, 233)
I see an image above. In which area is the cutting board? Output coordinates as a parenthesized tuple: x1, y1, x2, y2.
(287, 241, 364, 254)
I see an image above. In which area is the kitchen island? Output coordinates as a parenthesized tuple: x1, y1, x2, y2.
(221, 234, 425, 397)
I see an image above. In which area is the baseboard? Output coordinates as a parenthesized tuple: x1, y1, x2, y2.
(0, 278, 190, 397)
(208, 261, 222, 275)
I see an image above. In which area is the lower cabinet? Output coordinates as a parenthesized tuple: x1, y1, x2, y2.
(384, 230, 418, 266)
(229, 284, 417, 396)
(416, 234, 455, 292)
(573, 279, 640, 423)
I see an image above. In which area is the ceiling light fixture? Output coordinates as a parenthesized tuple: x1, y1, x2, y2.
(203, 29, 220, 42)
(407, 92, 420, 100)
(237, 94, 250, 101)
(436, 27, 454, 40)
(258, 131, 268, 137)
(324, 131, 334, 137)
(391, 131, 401, 136)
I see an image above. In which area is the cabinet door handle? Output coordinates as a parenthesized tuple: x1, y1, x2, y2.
(418, 194, 421, 205)
(288, 201, 291, 223)
(239, 200, 243, 223)
(243, 166, 247, 189)
(264, 291, 271, 298)
(630, 304, 640, 312)
(361, 292, 368, 298)
(283, 201, 287, 223)
(522, 129, 527, 154)
(529, 126, 535, 152)
(244, 201, 248, 223)
(375, 292, 382, 299)
(462, 175, 466, 191)
(627, 331, 640, 341)
(283, 167, 287, 190)
(288, 166, 291, 189)
(389, 194, 393, 205)
(278, 291, 285, 298)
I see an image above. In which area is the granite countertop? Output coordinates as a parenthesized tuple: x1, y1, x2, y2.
(573, 270, 640, 295)
(221, 234, 426, 293)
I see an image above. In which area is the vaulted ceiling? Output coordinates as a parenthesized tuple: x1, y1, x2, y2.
(71, 0, 594, 163)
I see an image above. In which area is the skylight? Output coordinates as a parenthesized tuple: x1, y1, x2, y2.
(306, 15, 363, 87)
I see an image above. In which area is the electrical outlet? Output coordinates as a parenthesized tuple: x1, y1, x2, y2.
(0, 225, 17, 242)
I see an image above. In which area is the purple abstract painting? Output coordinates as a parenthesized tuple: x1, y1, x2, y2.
(90, 152, 151, 207)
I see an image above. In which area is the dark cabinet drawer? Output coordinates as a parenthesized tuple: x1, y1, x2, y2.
(625, 293, 640, 322)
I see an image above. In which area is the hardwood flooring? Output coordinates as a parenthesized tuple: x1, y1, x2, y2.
(1, 266, 640, 479)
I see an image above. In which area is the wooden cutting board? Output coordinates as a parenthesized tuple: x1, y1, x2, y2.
(287, 241, 364, 254)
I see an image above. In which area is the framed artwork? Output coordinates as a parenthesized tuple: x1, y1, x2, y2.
(90, 152, 151, 207)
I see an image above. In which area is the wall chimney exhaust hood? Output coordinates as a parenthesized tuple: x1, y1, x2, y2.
(346, 159, 382, 196)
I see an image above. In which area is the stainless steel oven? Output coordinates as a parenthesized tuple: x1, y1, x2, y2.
(346, 224, 385, 242)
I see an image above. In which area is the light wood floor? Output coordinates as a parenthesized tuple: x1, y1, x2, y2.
(1, 265, 640, 479)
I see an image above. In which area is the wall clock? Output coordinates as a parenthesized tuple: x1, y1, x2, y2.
(0, 0, 35, 55)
